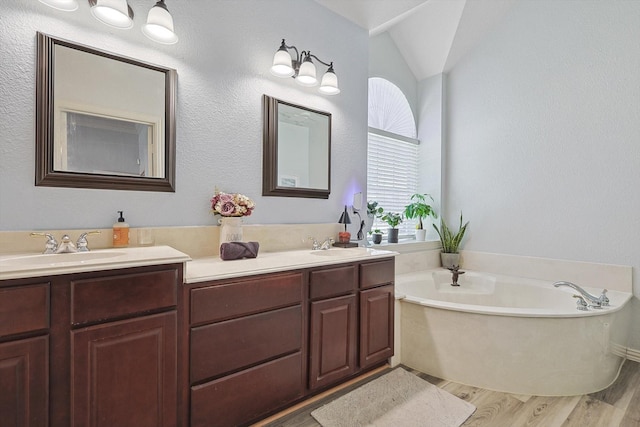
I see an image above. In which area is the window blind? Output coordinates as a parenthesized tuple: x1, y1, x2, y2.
(367, 129, 419, 237)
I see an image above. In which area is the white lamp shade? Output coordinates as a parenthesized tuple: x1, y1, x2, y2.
(319, 70, 340, 95)
(296, 59, 317, 87)
(142, 2, 178, 44)
(270, 49, 294, 77)
(38, 0, 79, 11)
(91, 0, 133, 29)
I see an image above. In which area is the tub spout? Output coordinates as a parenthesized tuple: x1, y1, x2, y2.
(553, 281, 609, 308)
(447, 266, 465, 287)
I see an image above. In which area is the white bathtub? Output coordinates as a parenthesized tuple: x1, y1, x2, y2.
(396, 269, 632, 396)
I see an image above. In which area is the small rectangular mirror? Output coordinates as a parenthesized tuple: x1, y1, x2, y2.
(262, 95, 331, 199)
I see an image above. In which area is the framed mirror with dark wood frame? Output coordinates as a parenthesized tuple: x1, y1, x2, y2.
(262, 95, 331, 199)
(36, 32, 177, 192)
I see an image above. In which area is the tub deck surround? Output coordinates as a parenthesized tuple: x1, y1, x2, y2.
(395, 269, 632, 318)
(0, 245, 191, 280)
(395, 268, 633, 396)
(185, 247, 398, 283)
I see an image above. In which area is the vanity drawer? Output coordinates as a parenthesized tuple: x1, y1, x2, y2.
(71, 268, 178, 325)
(360, 258, 395, 289)
(190, 272, 303, 325)
(309, 264, 356, 300)
(0, 283, 50, 337)
(191, 352, 304, 427)
(190, 305, 302, 383)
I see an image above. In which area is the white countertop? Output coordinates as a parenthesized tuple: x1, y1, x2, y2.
(0, 246, 191, 281)
(185, 247, 398, 283)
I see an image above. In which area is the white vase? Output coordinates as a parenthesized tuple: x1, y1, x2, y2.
(218, 217, 243, 246)
(415, 229, 427, 241)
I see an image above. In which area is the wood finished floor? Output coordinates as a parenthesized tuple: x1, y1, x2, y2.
(259, 360, 640, 427)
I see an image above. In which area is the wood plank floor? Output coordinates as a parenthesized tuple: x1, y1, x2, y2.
(257, 360, 640, 427)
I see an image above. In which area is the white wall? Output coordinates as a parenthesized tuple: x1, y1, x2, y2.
(369, 32, 418, 124)
(0, 0, 368, 231)
(445, 0, 640, 347)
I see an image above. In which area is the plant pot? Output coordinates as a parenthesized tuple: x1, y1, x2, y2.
(387, 228, 399, 244)
(371, 233, 383, 244)
(441, 252, 460, 269)
(415, 229, 426, 241)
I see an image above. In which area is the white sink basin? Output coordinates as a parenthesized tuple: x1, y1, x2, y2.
(0, 251, 125, 267)
(310, 248, 363, 257)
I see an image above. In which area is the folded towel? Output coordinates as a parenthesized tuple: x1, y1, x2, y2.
(220, 241, 260, 260)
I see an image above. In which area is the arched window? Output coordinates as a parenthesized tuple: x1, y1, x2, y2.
(367, 77, 420, 238)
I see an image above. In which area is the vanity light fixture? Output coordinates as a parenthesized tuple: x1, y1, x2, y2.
(39, 0, 79, 12)
(142, 0, 178, 45)
(270, 39, 340, 95)
(89, 0, 134, 29)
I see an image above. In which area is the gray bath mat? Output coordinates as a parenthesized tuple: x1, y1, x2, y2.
(311, 367, 475, 427)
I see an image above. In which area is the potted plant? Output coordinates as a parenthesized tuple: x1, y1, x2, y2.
(381, 212, 403, 243)
(369, 229, 383, 244)
(433, 212, 469, 268)
(403, 193, 437, 241)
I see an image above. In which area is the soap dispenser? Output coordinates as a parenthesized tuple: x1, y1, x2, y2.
(113, 211, 130, 247)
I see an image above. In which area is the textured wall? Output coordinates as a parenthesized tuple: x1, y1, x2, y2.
(445, 1, 640, 346)
(0, 0, 368, 230)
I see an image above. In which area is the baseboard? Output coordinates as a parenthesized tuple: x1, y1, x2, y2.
(627, 347, 640, 363)
(611, 344, 640, 363)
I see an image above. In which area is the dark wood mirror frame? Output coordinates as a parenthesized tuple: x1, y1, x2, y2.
(35, 32, 177, 192)
(262, 95, 331, 199)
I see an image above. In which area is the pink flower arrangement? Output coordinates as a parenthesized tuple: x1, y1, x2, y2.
(211, 191, 255, 217)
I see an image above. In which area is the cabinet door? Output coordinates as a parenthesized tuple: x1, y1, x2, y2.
(360, 285, 394, 368)
(71, 312, 177, 427)
(0, 336, 48, 427)
(309, 294, 357, 390)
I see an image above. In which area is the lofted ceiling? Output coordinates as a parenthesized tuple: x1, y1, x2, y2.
(314, 0, 515, 81)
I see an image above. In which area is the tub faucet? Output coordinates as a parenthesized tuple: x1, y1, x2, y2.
(553, 281, 609, 308)
(447, 266, 465, 287)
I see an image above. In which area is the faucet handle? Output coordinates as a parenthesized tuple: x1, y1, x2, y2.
(30, 232, 58, 254)
(600, 289, 609, 306)
(573, 294, 589, 311)
(77, 230, 101, 252)
(308, 237, 320, 250)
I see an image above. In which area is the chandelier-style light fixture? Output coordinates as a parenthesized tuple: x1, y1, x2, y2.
(142, 0, 178, 44)
(89, 0, 134, 29)
(38, 0, 79, 11)
(270, 39, 340, 95)
(39, 0, 178, 44)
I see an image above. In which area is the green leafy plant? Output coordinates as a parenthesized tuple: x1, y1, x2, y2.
(433, 213, 469, 253)
(381, 212, 402, 229)
(403, 193, 437, 229)
(367, 201, 383, 218)
(368, 228, 382, 235)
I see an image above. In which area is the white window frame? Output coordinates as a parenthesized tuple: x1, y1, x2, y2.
(367, 126, 420, 238)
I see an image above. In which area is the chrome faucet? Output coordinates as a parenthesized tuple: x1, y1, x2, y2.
(308, 236, 334, 250)
(553, 281, 609, 308)
(55, 234, 77, 253)
(320, 237, 334, 250)
(30, 231, 101, 254)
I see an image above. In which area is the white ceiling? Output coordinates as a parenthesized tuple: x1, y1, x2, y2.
(314, 0, 515, 81)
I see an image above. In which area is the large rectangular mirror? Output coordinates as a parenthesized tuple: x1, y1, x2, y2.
(262, 95, 331, 199)
(36, 32, 177, 191)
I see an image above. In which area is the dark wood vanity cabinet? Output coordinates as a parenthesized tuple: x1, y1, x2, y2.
(0, 263, 183, 427)
(184, 257, 395, 427)
(69, 268, 180, 427)
(0, 281, 50, 427)
(308, 265, 358, 390)
(187, 272, 306, 427)
(359, 259, 395, 369)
